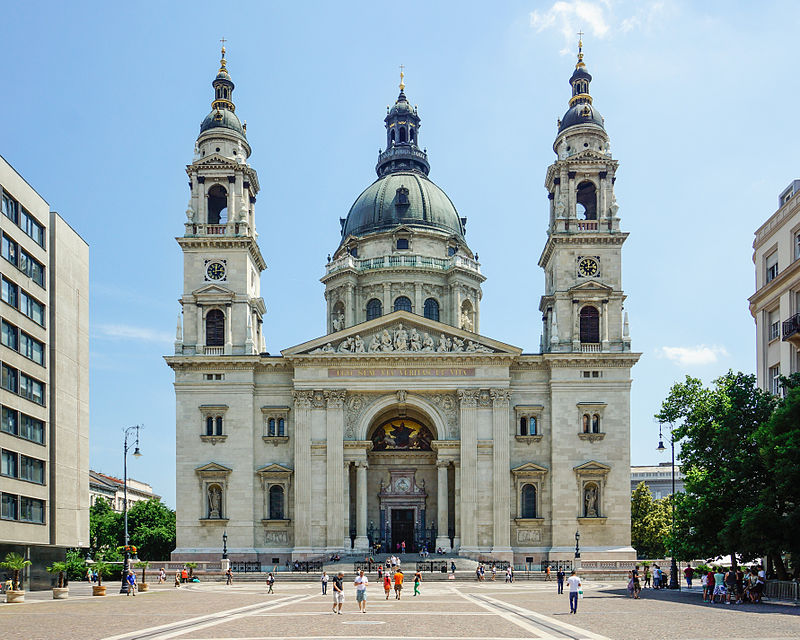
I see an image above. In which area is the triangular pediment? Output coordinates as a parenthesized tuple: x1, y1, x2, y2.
(195, 462, 232, 474)
(573, 460, 611, 473)
(256, 463, 293, 475)
(193, 283, 235, 299)
(569, 280, 613, 294)
(192, 153, 239, 169)
(511, 462, 549, 475)
(282, 310, 521, 357)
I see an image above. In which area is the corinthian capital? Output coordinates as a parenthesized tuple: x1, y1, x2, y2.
(293, 390, 314, 409)
(457, 389, 480, 408)
(324, 389, 347, 408)
(490, 388, 512, 406)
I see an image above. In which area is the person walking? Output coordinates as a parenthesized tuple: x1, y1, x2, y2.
(321, 571, 329, 595)
(181, 568, 188, 584)
(126, 570, 137, 596)
(377, 564, 383, 581)
(159, 567, 166, 584)
(174, 569, 181, 588)
(354, 569, 369, 613)
(556, 568, 565, 594)
(450, 560, 456, 576)
(491, 564, 496, 581)
(413, 570, 422, 596)
(545, 565, 552, 581)
(401, 541, 406, 555)
(393, 568, 404, 599)
(643, 565, 651, 589)
(332, 571, 345, 614)
(383, 572, 392, 599)
(632, 565, 641, 599)
(567, 570, 582, 614)
(266, 572, 275, 594)
(684, 564, 693, 589)
(225, 567, 233, 585)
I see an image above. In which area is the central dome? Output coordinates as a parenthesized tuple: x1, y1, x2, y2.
(341, 171, 464, 241)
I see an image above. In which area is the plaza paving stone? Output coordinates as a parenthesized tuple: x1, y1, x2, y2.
(1, 580, 798, 640)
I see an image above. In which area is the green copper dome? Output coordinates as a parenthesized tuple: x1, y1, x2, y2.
(199, 108, 246, 136)
(341, 171, 464, 240)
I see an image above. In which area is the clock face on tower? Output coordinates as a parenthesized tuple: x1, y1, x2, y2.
(577, 257, 599, 278)
(206, 261, 226, 281)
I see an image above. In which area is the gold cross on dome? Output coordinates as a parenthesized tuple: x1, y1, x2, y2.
(399, 64, 405, 90)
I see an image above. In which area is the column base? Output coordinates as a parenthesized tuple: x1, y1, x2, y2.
(490, 547, 514, 563)
(343, 538, 353, 552)
(435, 536, 451, 552)
(353, 536, 370, 552)
(452, 537, 461, 551)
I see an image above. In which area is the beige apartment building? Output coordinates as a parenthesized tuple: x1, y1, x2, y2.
(0, 154, 89, 590)
(89, 470, 159, 512)
(750, 180, 800, 394)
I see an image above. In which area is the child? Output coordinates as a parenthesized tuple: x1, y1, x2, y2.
(383, 572, 392, 600)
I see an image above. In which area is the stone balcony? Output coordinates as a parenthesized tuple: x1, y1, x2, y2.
(783, 313, 800, 346)
(184, 222, 250, 237)
(325, 253, 481, 277)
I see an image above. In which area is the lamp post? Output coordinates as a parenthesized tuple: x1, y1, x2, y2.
(222, 530, 228, 560)
(574, 530, 581, 570)
(119, 425, 142, 594)
(657, 422, 679, 590)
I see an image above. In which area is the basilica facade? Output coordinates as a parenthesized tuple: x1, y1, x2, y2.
(166, 44, 640, 565)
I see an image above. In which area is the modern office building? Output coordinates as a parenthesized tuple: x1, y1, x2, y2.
(749, 180, 800, 393)
(0, 154, 89, 589)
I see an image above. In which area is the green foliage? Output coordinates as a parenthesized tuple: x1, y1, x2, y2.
(185, 561, 197, 579)
(0, 552, 32, 590)
(91, 559, 113, 586)
(46, 561, 68, 588)
(89, 497, 123, 554)
(65, 549, 88, 580)
(630, 482, 671, 558)
(127, 499, 176, 560)
(135, 560, 150, 583)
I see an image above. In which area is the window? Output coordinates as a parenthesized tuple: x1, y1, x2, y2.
(20, 331, 45, 366)
(278, 418, 285, 436)
(424, 298, 439, 321)
(20, 372, 45, 405)
(768, 310, 780, 341)
(1, 319, 18, 350)
(20, 414, 44, 444)
(204, 373, 224, 381)
(269, 485, 285, 519)
(519, 417, 527, 436)
(366, 298, 382, 321)
(1, 364, 18, 393)
(205, 416, 214, 436)
(20, 290, 45, 326)
(582, 414, 590, 433)
(592, 414, 601, 433)
(796, 232, 800, 261)
(207, 185, 228, 224)
(394, 296, 412, 313)
(576, 181, 597, 220)
(19, 250, 45, 288)
(1, 277, 18, 308)
(447, 246, 456, 256)
(766, 252, 778, 283)
(1, 407, 18, 435)
(20, 210, 45, 248)
(205, 309, 225, 346)
(396, 238, 409, 249)
(769, 365, 780, 395)
(521, 484, 537, 518)
(203, 414, 223, 436)
(268, 417, 275, 436)
(2, 193, 19, 224)
(20, 496, 45, 523)
(1, 493, 18, 520)
(579, 306, 600, 343)
(2, 449, 18, 477)
(20, 455, 44, 484)
(215, 417, 223, 436)
(1, 232, 18, 266)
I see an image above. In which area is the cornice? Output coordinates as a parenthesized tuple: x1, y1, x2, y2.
(177, 236, 267, 272)
(285, 353, 517, 367)
(538, 232, 628, 268)
(544, 353, 641, 368)
(748, 257, 800, 314)
(164, 355, 292, 372)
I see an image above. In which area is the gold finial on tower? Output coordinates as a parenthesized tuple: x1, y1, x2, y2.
(576, 31, 585, 68)
(399, 64, 405, 91)
(220, 37, 227, 68)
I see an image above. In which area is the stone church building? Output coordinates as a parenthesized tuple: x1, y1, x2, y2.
(167, 44, 640, 564)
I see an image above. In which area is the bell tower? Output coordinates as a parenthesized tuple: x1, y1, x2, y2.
(539, 40, 631, 354)
(175, 46, 267, 356)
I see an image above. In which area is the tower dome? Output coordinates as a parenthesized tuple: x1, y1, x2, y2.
(199, 46, 247, 138)
(558, 39, 604, 133)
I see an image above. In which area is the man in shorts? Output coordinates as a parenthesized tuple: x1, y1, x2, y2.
(332, 571, 344, 614)
(393, 569, 404, 599)
(354, 569, 369, 613)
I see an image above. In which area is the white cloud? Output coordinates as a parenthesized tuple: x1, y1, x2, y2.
(655, 345, 729, 367)
(95, 324, 173, 345)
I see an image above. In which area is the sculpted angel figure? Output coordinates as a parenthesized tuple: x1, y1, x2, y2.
(332, 312, 345, 332)
(394, 323, 408, 350)
(421, 332, 435, 351)
(465, 340, 477, 352)
(338, 336, 354, 353)
(409, 328, 421, 351)
(451, 336, 465, 352)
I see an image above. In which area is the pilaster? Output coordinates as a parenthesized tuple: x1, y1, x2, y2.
(292, 391, 313, 555)
(490, 388, 512, 556)
(457, 389, 479, 552)
(325, 390, 346, 550)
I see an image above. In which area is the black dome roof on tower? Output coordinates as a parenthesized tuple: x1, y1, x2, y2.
(339, 74, 466, 243)
(199, 46, 247, 138)
(558, 40, 604, 134)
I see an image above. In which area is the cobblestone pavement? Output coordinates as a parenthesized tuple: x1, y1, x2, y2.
(1, 581, 798, 640)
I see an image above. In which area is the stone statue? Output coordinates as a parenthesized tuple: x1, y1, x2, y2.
(320, 342, 335, 353)
(332, 312, 345, 332)
(436, 334, 451, 352)
(555, 195, 566, 219)
(338, 336, 354, 353)
(193, 141, 200, 160)
(421, 332, 434, 352)
(394, 323, 408, 350)
(368, 335, 382, 352)
(584, 485, 598, 517)
(208, 485, 222, 519)
(185, 201, 195, 222)
(409, 328, 421, 351)
(451, 336, 464, 352)
(465, 340, 477, 352)
(609, 193, 619, 218)
(380, 329, 394, 352)
(353, 334, 365, 353)
(460, 309, 473, 332)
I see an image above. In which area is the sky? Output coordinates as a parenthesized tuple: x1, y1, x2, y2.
(2, 1, 796, 507)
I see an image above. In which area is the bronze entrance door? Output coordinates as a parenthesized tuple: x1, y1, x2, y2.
(391, 508, 415, 553)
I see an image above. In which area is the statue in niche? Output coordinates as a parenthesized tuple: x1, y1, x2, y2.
(409, 328, 421, 351)
(460, 309, 473, 332)
(208, 485, 222, 519)
(394, 323, 408, 350)
(584, 484, 598, 517)
(421, 333, 435, 352)
(332, 312, 345, 332)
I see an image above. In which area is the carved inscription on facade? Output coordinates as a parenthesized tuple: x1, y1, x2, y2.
(517, 529, 542, 543)
(329, 367, 475, 378)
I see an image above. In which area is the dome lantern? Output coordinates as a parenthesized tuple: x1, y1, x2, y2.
(377, 68, 430, 177)
(199, 43, 247, 138)
(558, 38, 604, 133)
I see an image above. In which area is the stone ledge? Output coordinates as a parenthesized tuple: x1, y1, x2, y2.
(198, 518, 229, 525)
(577, 432, 605, 442)
(515, 435, 544, 444)
(576, 517, 607, 524)
(262, 436, 290, 445)
(200, 435, 228, 445)
(514, 518, 545, 525)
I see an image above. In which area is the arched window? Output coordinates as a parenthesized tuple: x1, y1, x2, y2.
(521, 484, 537, 518)
(582, 414, 591, 433)
(215, 416, 223, 436)
(390, 130, 396, 144)
(394, 296, 412, 313)
(576, 181, 597, 220)
(207, 185, 228, 224)
(205, 309, 225, 346)
(579, 306, 600, 343)
(399, 127, 407, 143)
(519, 417, 528, 436)
(269, 485, 285, 520)
(268, 418, 276, 437)
(206, 416, 214, 436)
(424, 298, 439, 321)
(366, 298, 382, 321)
(529, 416, 537, 435)
(592, 414, 601, 433)
(278, 418, 285, 436)
(410, 128, 416, 143)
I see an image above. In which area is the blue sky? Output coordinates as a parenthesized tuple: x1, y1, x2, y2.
(3, 1, 795, 506)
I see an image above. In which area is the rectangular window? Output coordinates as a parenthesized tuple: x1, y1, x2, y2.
(1, 493, 18, 520)
(19, 496, 44, 523)
(20, 455, 45, 484)
(19, 373, 45, 405)
(768, 310, 780, 341)
(766, 252, 779, 283)
(1, 193, 18, 224)
(20, 331, 45, 366)
(1, 277, 19, 308)
(796, 233, 800, 261)
(1, 449, 18, 477)
(1, 363, 18, 393)
(769, 365, 781, 395)
(20, 210, 45, 248)
(1, 232, 18, 267)
(19, 250, 45, 288)
(1, 406, 19, 435)
(20, 414, 44, 444)
(1, 319, 19, 350)
(20, 290, 45, 326)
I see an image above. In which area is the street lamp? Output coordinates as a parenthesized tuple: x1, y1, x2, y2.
(574, 530, 581, 559)
(119, 425, 142, 594)
(222, 531, 228, 560)
(657, 421, 680, 590)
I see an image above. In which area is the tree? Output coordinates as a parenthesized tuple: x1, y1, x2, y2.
(631, 482, 671, 558)
(127, 499, 176, 560)
(89, 497, 122, 555)
(47, 561, 68, 588)
(0, 552, 32, 591)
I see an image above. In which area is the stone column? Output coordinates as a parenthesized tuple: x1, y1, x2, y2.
(572, 300, 580, 351)
(325, 391, 346, 550)
(567, 171, 576, 219)
(196, 305, 204, 352)
(598, 172, 607, 220)
(382, 283, 391, 315)
(226, 178, 235, 230)
(491, 389, 512, 556)
(458, 389, 479, 551)
(436, 461, 450, 551)
(414, 282, 423, 316)
(453, 461, 461, 550)
(224, 304, 232, 355)
(292, 391, 314, 556)
(601, 299, 609, 351)
(346, 284, 355, 328)
(343, 461, 351, 550)
(354, 461, 369, 551)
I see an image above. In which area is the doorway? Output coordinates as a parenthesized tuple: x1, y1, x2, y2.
(391, 508, 415, 553)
